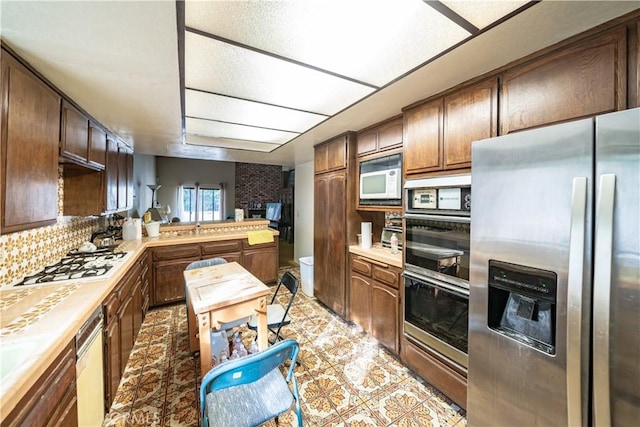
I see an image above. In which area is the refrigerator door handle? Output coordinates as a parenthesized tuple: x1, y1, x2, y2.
(566, 176, 587, 427)
(593, 173, 616, 427)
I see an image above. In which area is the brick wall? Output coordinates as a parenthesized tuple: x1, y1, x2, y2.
(235, 163, 282, 216)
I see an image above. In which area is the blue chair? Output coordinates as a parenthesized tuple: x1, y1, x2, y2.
(200, 338, 303, 427)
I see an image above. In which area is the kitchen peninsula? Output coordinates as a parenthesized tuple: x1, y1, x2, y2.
(0, 219, 278, 425)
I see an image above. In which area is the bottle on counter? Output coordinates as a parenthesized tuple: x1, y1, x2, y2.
(390, 232, 399, 254)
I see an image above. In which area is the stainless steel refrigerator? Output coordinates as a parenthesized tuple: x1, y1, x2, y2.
(468, 108, 639, 426)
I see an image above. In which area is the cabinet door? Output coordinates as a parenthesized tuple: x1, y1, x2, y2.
(501, 27, 626, 134)
(126, 150, 134, 208)
(243, 245, 278, 284)
(326, 136, 347, 171)
(357, 128, 378, 156)
(371, 282, 399, 353)
(88, 122, 107, 169)
(104, 136, 119, 212)
(104, 319, 120, 409)
(403, 98, 443, 175)
(132, 278, 143, 339)
(153, 257, 200, 305)
(314, 171, 347, 316)
(61, 100, 89, 163)
(1, 51, 60, 233)
(443, 77, 498, 170)
(350, 273, 371, 332)
(117, 142, 128, 210)
(377, 117, 403, 151)
(118, 294, 134, 375)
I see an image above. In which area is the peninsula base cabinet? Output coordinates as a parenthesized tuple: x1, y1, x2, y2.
(349, 254, 401, 354)
(1, 341, 78, 427)
(150, 239, 279, 307)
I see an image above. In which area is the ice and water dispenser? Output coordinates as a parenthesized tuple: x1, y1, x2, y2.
(487, 260, 557, 354)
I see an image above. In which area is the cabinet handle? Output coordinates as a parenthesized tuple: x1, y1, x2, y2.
(357, 256, 388, 268)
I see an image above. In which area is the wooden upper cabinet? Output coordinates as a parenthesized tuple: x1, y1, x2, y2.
(87, 121, 107, 170)
(1, 50, 60, 233)
(105, 136, 119, 212)
(403, 98, 443, 176)
(315, 135, 347, 174)
(443, 77, 498, 170)
(117, 142, 130, 210)
(357, 116, 403, 157)
(60, 99, 90, 164)
(501, 27, 627, 134)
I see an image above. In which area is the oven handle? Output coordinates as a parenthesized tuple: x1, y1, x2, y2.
(403, 270, 470, 297)
(404, 213, 470, 224)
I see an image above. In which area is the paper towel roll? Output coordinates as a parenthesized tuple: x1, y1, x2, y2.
(361, 222, 372, 249)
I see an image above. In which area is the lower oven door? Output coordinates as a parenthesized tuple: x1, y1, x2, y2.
(404, 271, 469, 370)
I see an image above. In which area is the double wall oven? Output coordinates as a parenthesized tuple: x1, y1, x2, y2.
(403, 174, 470, 371)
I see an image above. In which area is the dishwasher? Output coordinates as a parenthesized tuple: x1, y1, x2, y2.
(75, 307, 105, 426)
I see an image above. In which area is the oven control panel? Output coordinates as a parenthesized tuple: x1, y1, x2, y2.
(412, 189, 437, 209)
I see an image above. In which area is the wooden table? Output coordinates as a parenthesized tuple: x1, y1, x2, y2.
(183, 262, 270, 377)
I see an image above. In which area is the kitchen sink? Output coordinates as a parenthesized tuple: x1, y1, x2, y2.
(0, 340, 38, 381)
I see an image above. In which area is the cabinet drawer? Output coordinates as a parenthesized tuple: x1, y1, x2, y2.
(242, 239, 276, 250)
(373, 265, 399, 289)
(351, 256, 372, 277)
(153, 244, 200, 260)
(202, 240, 242, 254)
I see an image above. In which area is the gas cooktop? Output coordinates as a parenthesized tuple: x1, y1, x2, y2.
(16, 248, 131, 286)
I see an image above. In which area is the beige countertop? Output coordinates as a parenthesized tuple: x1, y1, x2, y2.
(349, 243, 403, 268)
(0, 222, 277, 421)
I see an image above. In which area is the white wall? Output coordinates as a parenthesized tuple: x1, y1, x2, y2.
(154, 157, 236, 220)
(132, 154, 157, 218)
(293, 161, 314, 262)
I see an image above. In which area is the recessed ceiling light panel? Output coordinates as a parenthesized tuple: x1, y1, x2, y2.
(186, 117, 297, 145)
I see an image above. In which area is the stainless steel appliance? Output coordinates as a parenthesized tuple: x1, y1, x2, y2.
(15, 248, 131, 286)
(468, 108, 640, 426)
(403, 174, 471, 370)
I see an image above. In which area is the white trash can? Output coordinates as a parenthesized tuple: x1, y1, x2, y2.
(299, 256, 314, 297)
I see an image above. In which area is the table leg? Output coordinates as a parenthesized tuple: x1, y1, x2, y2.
(256, 296, 268, 351)
(187, 292, 199, 354)
(198, 313, 212, 377)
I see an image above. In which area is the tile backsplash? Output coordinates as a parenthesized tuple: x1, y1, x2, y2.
(0, 167, 99, 288)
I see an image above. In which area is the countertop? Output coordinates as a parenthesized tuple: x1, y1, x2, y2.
(348, 243, 403, 268)
(0, 222, 278, 421)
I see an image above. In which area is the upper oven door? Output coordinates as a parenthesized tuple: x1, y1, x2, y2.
(404, 214, 470, 289)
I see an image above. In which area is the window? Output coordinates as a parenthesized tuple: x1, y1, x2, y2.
(180, 183, 223, 222)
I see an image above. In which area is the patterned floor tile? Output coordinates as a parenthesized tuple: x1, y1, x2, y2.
(105, 266, 466, 427)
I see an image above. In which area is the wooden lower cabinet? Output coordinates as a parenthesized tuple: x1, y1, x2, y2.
(349, 254, 401, 354)
(401, 336, 467, 409)
(150, 239, 279, 307)
(2, 341, 78, 427)
(103, 251, 148, 410)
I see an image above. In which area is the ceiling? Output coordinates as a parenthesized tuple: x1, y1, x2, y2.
(1, 1, 638, 168)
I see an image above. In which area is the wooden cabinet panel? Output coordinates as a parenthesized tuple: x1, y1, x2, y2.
(372, 265, 399, 289)
(401, 337, 467, 409)
(117, 142, 128, 210)
(351, 257, 372, 276)
(103, 319, 120, 409)
(126, 150, 134, 208)
(502, 27, 627, 134)
(403, 98, 443, 175)
(349, 273, 371, 332)
(153, 244, 201, 261)
(243, 244, 278, 284)
(443, 77, 498, 170)
(377, 117, 403, 151)
(1, 50, 59, 233)
(153, 257, 200, 305)
(104, 136, 118, 212)
(314, 171, 347, 316)
(133, 278, 143, 339)
(356, 128, 378, 156)
(2, 341, 78, 427)
(118, 294, 134, 375)
(202, 239, 242, 254)
(315, 135, 347, 173)
(61, 100, 89, 164)
(371, 283, 399, 353)
(88, 122, 106, 169)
